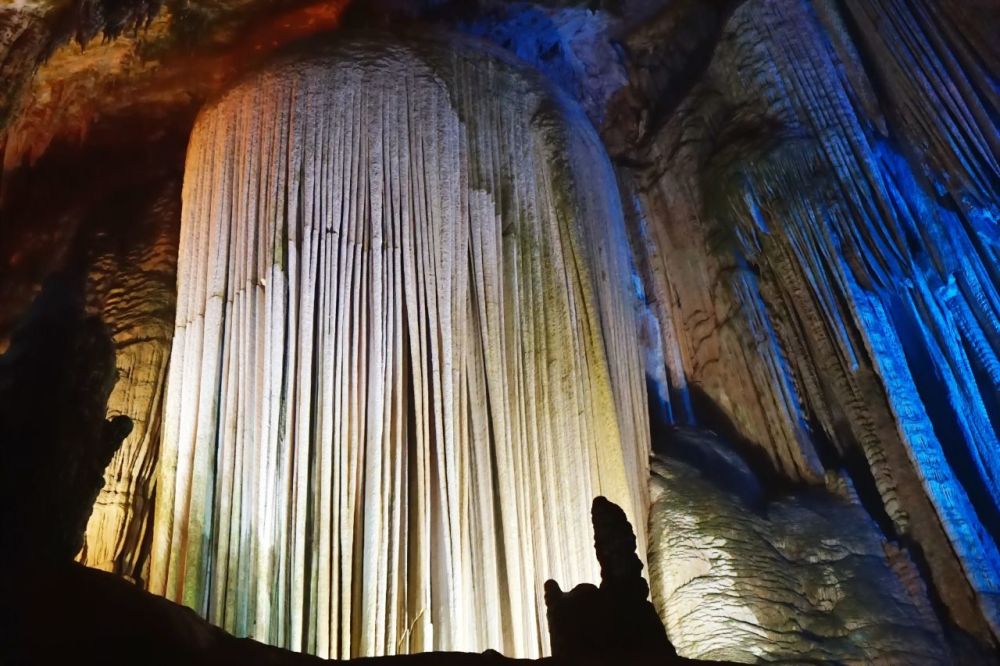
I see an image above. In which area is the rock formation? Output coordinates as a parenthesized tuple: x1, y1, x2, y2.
(0, 277, 713, 666)
(611, 0, 1000, 650)
(0, 271, 132, 564)
(647, 427, 955, 663)
(78, 182, 179, 582)
(0, 0, 998, 662)
(151, 32, 649, 658)
(545, 496, 674, 660)
(0, 124, 183, 582)
(0, 278, 676, 666)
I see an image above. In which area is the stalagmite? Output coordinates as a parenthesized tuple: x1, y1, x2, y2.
(150, 33, 649, 659)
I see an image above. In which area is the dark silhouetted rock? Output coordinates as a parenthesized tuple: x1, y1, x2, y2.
(0, 272, 132, 565)
(545, 496, 676, 660)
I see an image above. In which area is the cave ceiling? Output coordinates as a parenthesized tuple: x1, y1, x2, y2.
(1, 0, 354, 164)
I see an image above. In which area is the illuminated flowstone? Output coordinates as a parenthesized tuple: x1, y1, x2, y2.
(150, 33, 649, 658)
(647, 430, 948, 663)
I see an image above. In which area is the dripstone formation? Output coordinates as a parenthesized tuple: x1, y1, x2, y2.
(0, 0, 998, 662)
(152, 32, 649, 658)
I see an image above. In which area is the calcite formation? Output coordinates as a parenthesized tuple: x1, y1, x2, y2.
(648, 428, 950, 664)
(0, 282, 686, 666)
(613, 0, 1000, 647)
(545, 497, 674, 660)
(0, 112, 184, 582)
(0, 0, 998, 662)
(79, 182, 180, 582)
(0, 272, 132, 565)
(151, 33, 649, 658)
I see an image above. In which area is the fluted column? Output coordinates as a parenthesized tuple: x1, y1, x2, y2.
(150, 33, 649, 659)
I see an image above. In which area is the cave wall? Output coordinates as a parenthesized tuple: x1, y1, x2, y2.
(608, 0, 1000, 649)
(0, 115, 185, 582)
(78, 180, 178, 581)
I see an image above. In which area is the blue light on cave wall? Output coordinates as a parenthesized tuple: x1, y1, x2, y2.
(837, 117, 1000, 620)
(463, 7, 579, 93)
(460, 5, 626, 125)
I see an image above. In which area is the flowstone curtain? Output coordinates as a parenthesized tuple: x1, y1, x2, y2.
(151, 34, 649, 658)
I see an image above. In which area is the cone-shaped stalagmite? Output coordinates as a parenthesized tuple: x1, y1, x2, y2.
(151, 33, 649, 659)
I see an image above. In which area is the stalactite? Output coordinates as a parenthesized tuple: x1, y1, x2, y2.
(150, 33, 649, 659)
(618, 0, 1000, 647)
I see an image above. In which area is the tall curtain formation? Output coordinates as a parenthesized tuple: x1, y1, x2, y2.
(150, 35, 649, 658)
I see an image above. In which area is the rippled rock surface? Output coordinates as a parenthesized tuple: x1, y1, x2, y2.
(648, 428, 951, 663)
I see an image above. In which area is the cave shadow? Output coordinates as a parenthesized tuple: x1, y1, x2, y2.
(648, 380, 807, 511)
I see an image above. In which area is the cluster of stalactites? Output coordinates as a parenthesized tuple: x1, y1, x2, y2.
(150, 35, 649, 659)
(630, 0, 1000, 642)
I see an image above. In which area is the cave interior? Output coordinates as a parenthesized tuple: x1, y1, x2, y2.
(1, 0, 999, 664)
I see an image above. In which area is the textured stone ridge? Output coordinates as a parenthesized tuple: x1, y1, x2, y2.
(648, 428, 950, 664)
(79, 182, 180, 582)
(152, 32, 649, 659)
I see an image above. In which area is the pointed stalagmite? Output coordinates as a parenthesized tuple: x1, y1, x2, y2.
(150, 33, 649, 659)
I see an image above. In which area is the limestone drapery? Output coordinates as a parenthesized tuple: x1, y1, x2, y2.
(150, 34, 649, 659)
(617, 0, 1000, 642)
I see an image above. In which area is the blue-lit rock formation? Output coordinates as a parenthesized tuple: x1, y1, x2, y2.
(604, 0, 1000, 652)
